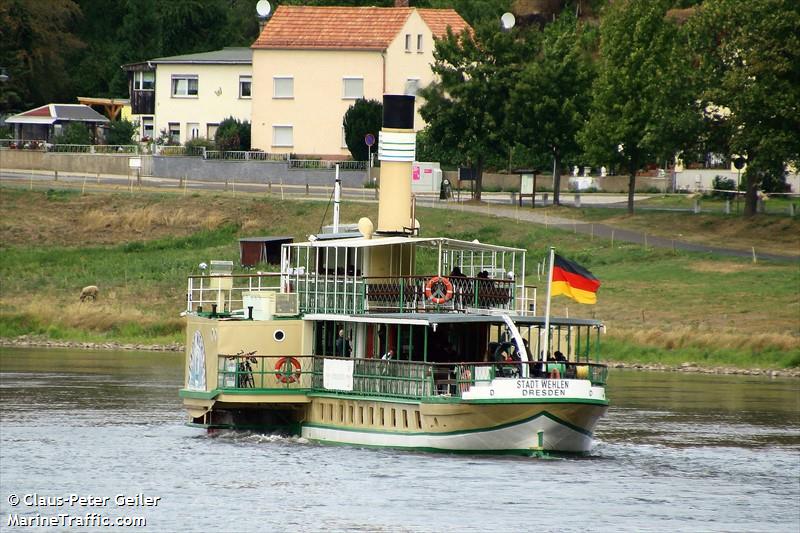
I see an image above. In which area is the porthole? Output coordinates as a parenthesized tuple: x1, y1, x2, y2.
(273, 329, 286, 342)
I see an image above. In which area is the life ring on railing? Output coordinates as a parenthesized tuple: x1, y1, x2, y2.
(548, 366, 561, 379)
(275, 357, 302, 384)
(425, 276, 454, 304)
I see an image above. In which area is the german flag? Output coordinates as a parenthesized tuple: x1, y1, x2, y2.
(551, 254, 601, 304)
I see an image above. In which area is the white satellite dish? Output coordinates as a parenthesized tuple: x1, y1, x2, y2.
(256, 0, 271, 18)
(500, 12, 516, 31)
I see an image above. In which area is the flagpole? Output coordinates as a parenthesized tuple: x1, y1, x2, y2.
(542, 246, 555, 367)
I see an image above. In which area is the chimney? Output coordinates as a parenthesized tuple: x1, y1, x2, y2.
(395, 0, 409, 7)
(377, 94, 416, 234)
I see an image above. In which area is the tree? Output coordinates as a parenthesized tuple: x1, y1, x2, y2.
(0, 0, 83, 113)
(510, 13, 593, 205)
(342, 99, 382, 161)
(106, 119, 138, 145)
(688, 0, 800, 215)
(580, 0, 698, 214)
(52, 122, 92, 145)
(420, 22, 536, 200)
(214, 117, 250, 151)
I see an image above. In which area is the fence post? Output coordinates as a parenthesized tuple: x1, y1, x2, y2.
(54, 170, 58, 182)
(693, 197, 700, 214)
(790, 203, 797, 217)
(574, 192, 581, 208)
(725, 199, 731, 214)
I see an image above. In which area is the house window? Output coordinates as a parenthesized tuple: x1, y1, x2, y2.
(273, 77, 293, 99)
(239, 76, 252, 98)
(206, 123, 219, 140)
(341, 126, 348, 149)
(417, 34, 423, 52)
(272, 125, 293, 147)
(141, 117, 154, 140)
(134, 71, 155, 91)
(404, 78, 419, 96)
(342, 77, 363, 100)
(171, 75, 198, 97)
(168, 122, 180, 144)
(405, 34, 411, 52)
(187, 122, 200, 140)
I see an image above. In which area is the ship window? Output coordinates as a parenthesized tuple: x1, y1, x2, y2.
(379, 408, 385, 426)
(318, 403, 324, 420)
(391, 409, 396, 427)
(369, 407, 374, 425)
(348, 405, 354, 423)
(415, 410, 422, 429)
(402, 410, 408, 429)
(327, 404, 333, 421)
(273, 329, 285, 342)
(339, 404, 344, 423)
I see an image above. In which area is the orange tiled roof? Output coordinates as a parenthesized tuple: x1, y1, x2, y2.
(252, 6, 469, 50)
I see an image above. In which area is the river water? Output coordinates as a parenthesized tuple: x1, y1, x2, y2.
(0, 347, 798, 532)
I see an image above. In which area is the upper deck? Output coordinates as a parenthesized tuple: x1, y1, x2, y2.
(186, 234, 536, 317)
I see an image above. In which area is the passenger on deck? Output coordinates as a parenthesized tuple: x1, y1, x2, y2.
(335, 329, 352, 357)
(554, 350, 567, 362)
(449, 266, 465, 277)
(381, 348, 395, 360)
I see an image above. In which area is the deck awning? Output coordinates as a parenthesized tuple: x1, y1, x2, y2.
(289, 235, 524, 254)
(303, 312, 602, 328)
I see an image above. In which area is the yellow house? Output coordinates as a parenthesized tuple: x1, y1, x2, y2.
(123, 48, 252, 144)
(251, 6, 469, 158)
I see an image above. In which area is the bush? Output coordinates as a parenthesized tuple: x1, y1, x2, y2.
(185, 137, 214, 155)
(711, 175, 736, 199)
(215, 117, 250, 151)
(51, 122, 92, 145)
(106, 119, 138, 145)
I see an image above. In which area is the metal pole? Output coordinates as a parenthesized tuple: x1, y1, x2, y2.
(333, 164, 341, 234)
(542, 247, 555, 366)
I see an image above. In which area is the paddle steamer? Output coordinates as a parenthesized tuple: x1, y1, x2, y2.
(179, 95, 608, 455)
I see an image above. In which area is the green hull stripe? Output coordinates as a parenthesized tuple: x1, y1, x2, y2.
(303, 408, 602, 438)
(304, 438, 585, 457)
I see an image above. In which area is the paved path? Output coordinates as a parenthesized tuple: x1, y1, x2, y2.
(2, 169, 797, 262)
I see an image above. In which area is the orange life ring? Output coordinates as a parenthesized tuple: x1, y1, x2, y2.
(425, 276, 454, 304)
(275, 357, 302, 383)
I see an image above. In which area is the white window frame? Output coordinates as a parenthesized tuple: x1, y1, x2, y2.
(134, 71, 155, 91)
(141, 116, 154, 140)
(168, 122, 180, 143)
(341, 126, 348, 149)
(342, 77, 364, 100)
(171, 75, 198, 98)
(187, 122, 200, 140)
(273, 76, 294, 99)
(417, 34, 423, 53)
(272, 125, 293, 147)
(404, 78, 420, 96)
(405, 34, 411, 52)
(239, 75, 252, 99)
(206, 123, 219, 140)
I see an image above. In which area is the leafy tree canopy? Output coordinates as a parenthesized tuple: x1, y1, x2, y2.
(580, 0, 697, 213)
(215, 117, 250, 152)
(106, 119, 138, 146)
(343, 99, 382, 161)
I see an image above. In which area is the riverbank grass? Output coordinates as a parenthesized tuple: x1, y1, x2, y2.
(1, 187, 797, 368)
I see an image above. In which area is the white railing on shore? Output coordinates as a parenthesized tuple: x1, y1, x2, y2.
(203, 150, 288, 161)
(289, 159, 367, 170)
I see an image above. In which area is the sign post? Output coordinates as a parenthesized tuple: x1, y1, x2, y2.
(365, 133, 376, 187)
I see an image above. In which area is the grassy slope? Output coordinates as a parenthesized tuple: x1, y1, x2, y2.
(1, 186, 798, 368)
